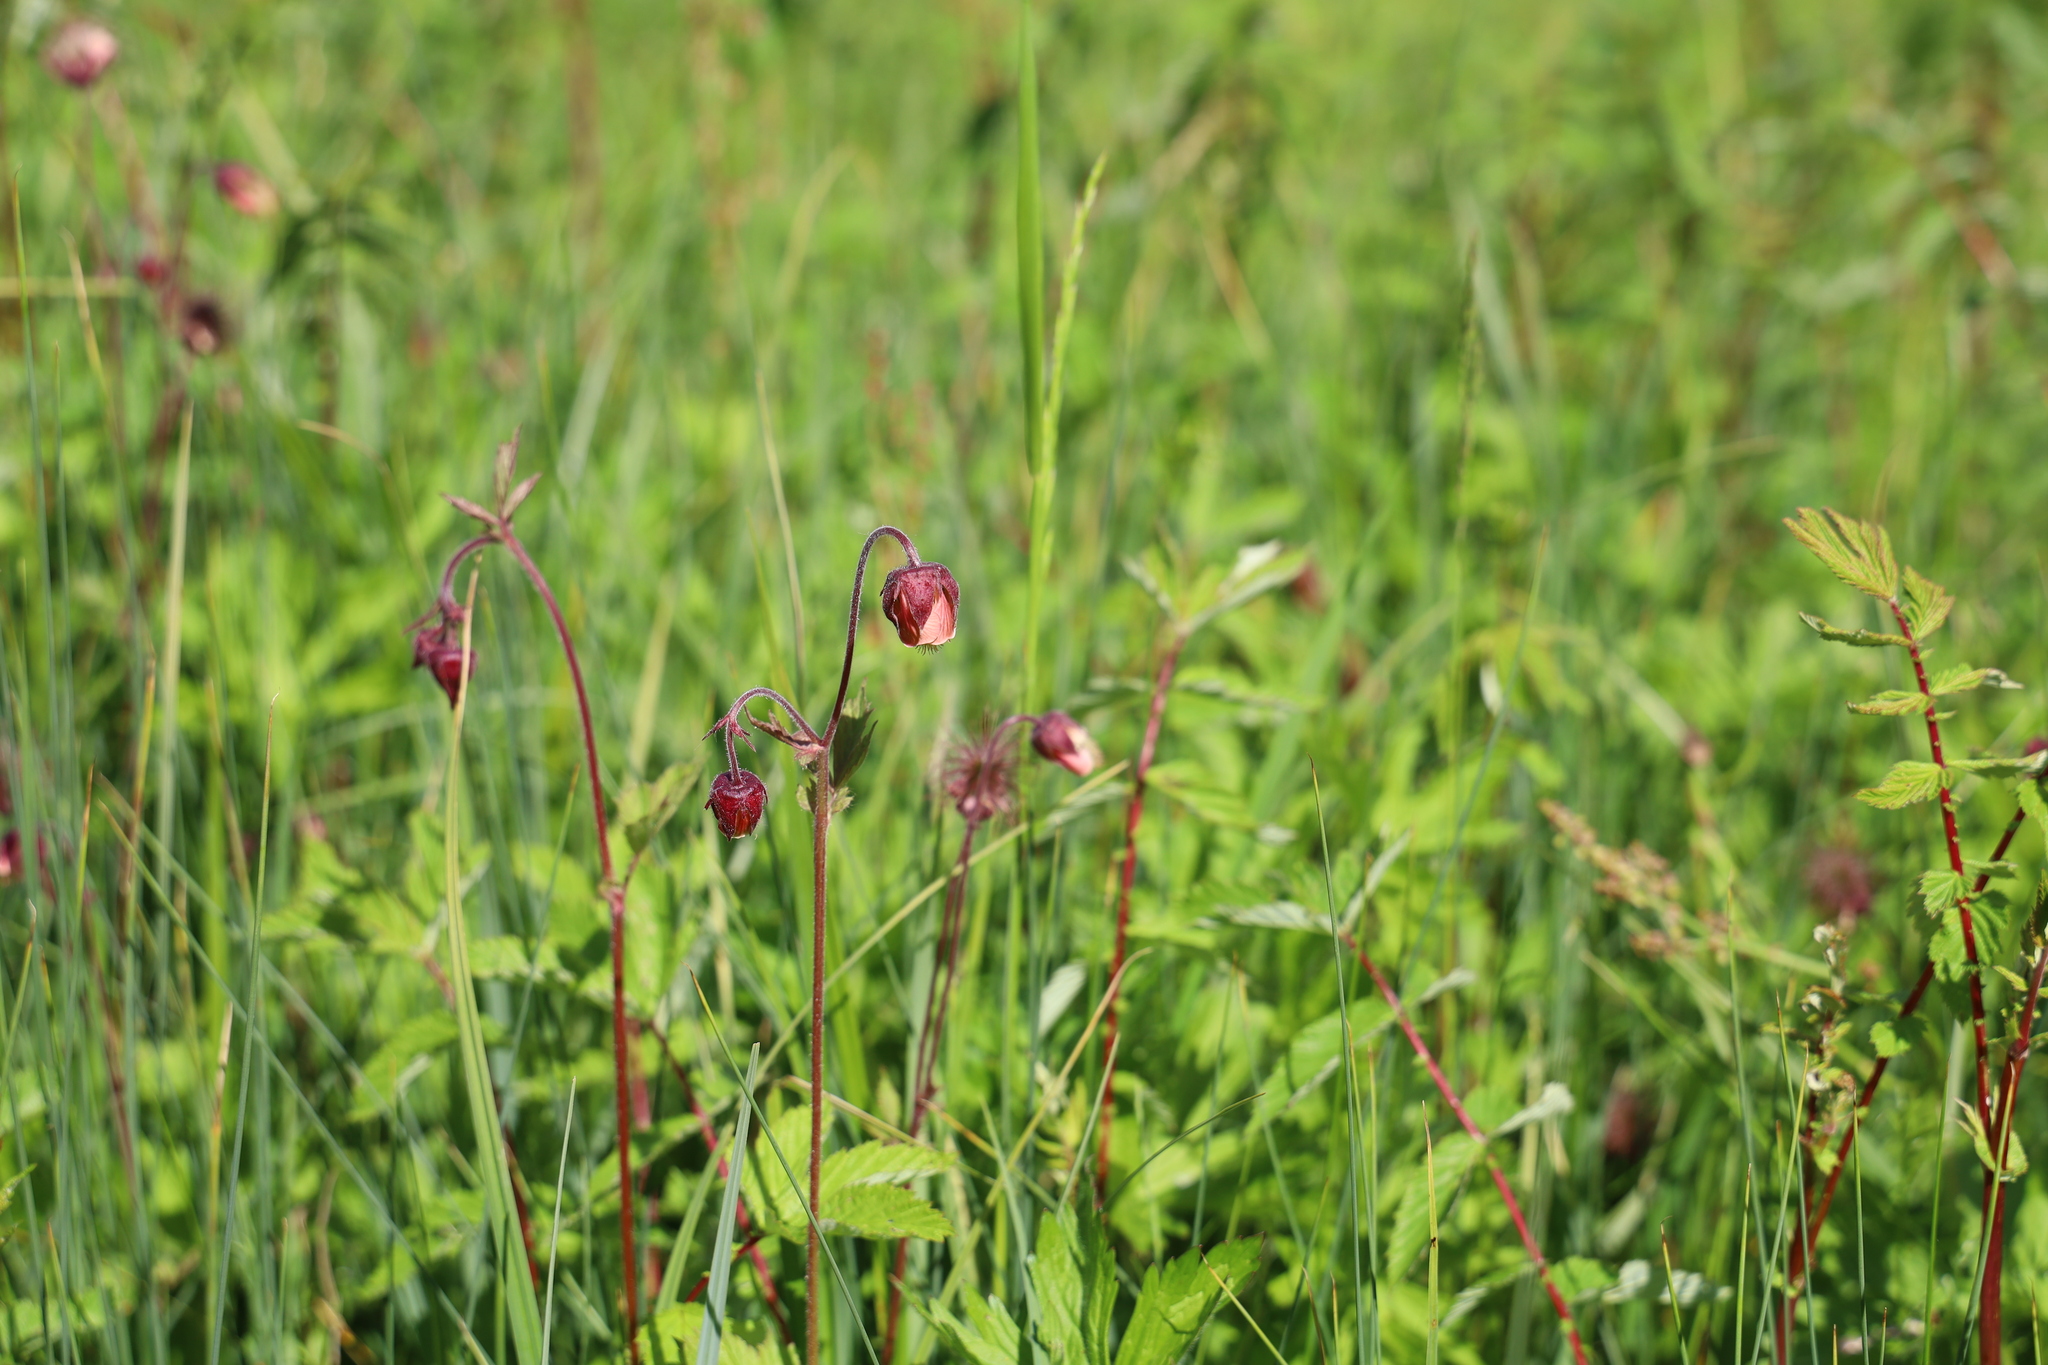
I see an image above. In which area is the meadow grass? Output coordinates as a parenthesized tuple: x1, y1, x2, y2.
(7, 1, 2048, 1362)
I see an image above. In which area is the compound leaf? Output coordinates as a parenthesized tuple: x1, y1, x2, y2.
(1858, 761, 1947, 810)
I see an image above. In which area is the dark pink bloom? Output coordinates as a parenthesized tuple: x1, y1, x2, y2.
(136, 254, 170, 287)
(409, 609, 476, 707)
(1030, 712, 1101, 777)
(44, 19, 117, 88)
(880, 562, 959, 648)
(707, 770, 768, 838)
(1805, 844, 1875, 925)
(214, 162, 280, 218)
(0, 830, 18, 883)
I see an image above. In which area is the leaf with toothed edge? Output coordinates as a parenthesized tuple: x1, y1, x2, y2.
(1847, 691, 1926, 716)
(1858, 761, 1947, 809)
(1903, 564, 1955, 637)
(1783, 507, 1898, 599)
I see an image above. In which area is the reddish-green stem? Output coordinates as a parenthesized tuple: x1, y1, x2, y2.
(1096, 636, 1183, 1203)
(458, 529, 642, 1363)
(1346, 931, 1588, 1365)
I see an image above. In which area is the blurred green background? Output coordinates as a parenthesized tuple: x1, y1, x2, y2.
(8, 0, 2048, 1360)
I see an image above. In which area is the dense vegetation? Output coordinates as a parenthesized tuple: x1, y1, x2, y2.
(8, 1, 2048, 1361)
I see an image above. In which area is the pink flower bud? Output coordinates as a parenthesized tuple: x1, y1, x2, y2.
(707, 770, 768, 839)
(136, 254, 170, 287)
(1031, 712, 1101, 777)
(0, 830, 18, 883)
(879, 561, 959, 648)
(214, 162, 280, 218)
(43, 19, 118, 89)
(410, 612, 476, 707)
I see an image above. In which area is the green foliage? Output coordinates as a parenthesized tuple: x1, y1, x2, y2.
(1111, 1236, 1262, 1365)
(739, 1105, 952, 1242)
(1783, 507, 1898, 601)
(1858, 761, 1948, 809)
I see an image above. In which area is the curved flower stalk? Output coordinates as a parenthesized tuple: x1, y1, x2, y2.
(412, 431, 651, 1362)
(703, 526, 957, 1365)
(879, 710, 1100, 1363)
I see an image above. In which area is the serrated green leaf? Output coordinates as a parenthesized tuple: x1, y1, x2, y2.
(921, 1293, 1021, 1365)
(818, 1141, 953, 1196)
(1032, 1200, 1115, 1365)
(740, 1104, 816, 1238)
(1549, 1257, 1617, 1303)
(1994, 965, 2030, 992)
(615, 755, 707, 855)
(1111, 1237, 1261, 1365)
(1953, 757, 2029, 775)
(1959, 1104, 2031, 1181)
(1964, 860, 2018, 881)
(2019, 780, 2048, 861)
(1784, 508, 1898, 599)
(1870, 1015, 1928, 1058)
(1798, 613, 1908, 649)
(1928, 664, 2016, 696)
(818, 1183, 952, 1240)
(1846, 691, 1925, 716)
(1920, 869, 1967, 919)
(1903, 565, 1955, 637)
(831, 683, 877, 786)
(1859, 761, 1947, 809)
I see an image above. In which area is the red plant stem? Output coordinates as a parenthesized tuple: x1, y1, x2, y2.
(1095, 635, 1184, 1203)
(1782, 806, 2027, 1330)
(1347, 933, 1588, 1365)
(884, 824, 979, 1364)
(806, 768, 830, 1365)
(1889, 600, 1993, 1129)
(1980, 928, 2048, 1358)
(493, 530, 642, 1365)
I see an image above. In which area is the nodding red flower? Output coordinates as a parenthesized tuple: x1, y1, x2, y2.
(43, 19, 118, 88)
(136, 254, 170, 288)
(1030, 711, 1102, 777)
(409, 607, 476, 707)
(178, 295, 231, 357)
(0, 830, 18, 883)
(880, 561, 959, 648)
(944, 728, 1018, 826)
(214, 162, 280, 218)
(707, 770, 768, 839)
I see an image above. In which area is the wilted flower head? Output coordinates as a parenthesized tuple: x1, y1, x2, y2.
(178, 295, 231, 356)
(1031, 712, 1101, 777)
(44, 19, 118, 88)
(880, 561, 959, 649)
(944, 728, 1017, 825)
(707, 769, 768, 839)
(214, 162, 280, 218)
(408, 604, 475, 707)
(1805, 843, 1875, 925)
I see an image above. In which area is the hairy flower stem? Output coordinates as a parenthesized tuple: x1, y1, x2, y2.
(714, 525, 923, 1365)
(443, 528, 643, 1364)
(1346, 931, 1588, 1365)
(882, 824, 979, 1363)
(1096, 636, 1183, 1203)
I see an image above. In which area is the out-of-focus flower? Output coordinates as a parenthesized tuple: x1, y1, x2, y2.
(44, 19, 118, 88)
(178, 296, 231, 356)
(707, 770, 768, 838)
(409, 606, 476, 707)
(136, 254, 170, 287)
(1805, 843, 1875, 925)
(880, 561, 959, 648)
(1030, 712, 1101, 777)
(213, 162, 280, 218)
(0, 830, 20, 883)
(944, 728, 1017, 825)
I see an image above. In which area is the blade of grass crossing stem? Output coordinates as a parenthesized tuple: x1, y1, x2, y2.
(1014, 0, 1047, 710)
(1313, 764, 1377, 1363)
(655, 1138, 719, 1317)
(699, 1046, 760, 1365)
(155, 404, 194, 895)
(1728, 905, 1772, 1356)
(1735, 1166, 1750, 1365)
(207, 704, 273, 1365)
(544, 1079, 577, 1365)
(1425, 1115, 1440, 1365)
(1661, 1225, 1691, 1361)
(690, 975, 882, 1365)
(444, 571, 547, 1363)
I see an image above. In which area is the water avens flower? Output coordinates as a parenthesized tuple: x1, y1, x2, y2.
(706, 769, 768, 838)
(44, 19, 118, 88)
(179, 296, 230, 356)
(879, 561, 959, 648)
(214, 161, 281, 218)
(943, 728, 1018, 825)
(1030, 710, 1101, 777)
(408, 606, 475, 707)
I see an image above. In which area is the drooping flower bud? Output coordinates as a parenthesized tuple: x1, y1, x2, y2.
(409, 609, 476, 707)
(879, 561, 959, 648)
(44, 19, 118, 89)
(214, 162, 280, 218)
(0, 829, 18, 883)
(707, 769, 768, 838)
(1030, 712, 1102, 777)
